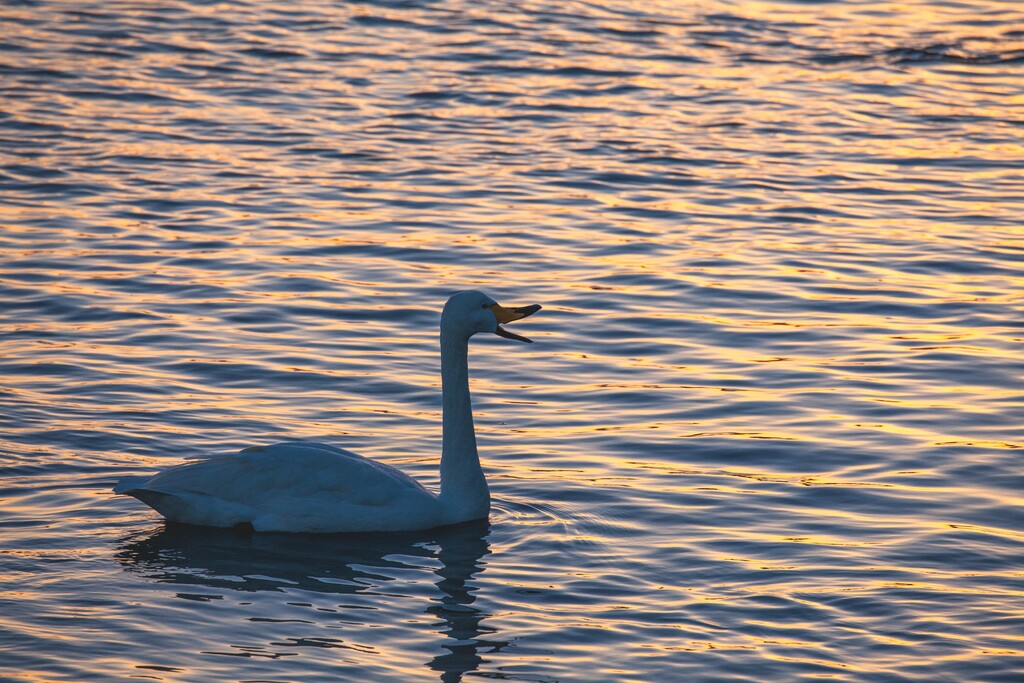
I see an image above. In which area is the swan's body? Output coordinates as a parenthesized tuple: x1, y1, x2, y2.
(114, 441, 444, 532)
(113, 291, 541, 533)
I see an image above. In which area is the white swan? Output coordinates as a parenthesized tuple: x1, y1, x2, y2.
(113, 291, 541, 533)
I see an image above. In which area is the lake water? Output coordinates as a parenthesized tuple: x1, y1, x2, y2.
(1, 0, 1022, 681)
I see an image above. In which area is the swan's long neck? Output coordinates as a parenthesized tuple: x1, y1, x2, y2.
(438, 330, 489, 520)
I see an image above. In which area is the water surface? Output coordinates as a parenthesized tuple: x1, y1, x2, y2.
(1, 0, 1022, 681)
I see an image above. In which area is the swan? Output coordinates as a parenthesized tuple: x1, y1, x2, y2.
(113, 291, 541, 533)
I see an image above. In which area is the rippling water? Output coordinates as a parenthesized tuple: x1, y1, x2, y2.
(2, 0, 1022, 680)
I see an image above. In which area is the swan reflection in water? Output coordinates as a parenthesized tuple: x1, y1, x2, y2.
(115, 520, 501, 682)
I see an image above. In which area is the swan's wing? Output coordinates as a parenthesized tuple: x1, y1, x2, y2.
(144, 441, 429, 503)
(114, 440, 442, 532)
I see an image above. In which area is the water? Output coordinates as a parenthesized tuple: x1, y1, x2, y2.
(1, 0, 1022, 680)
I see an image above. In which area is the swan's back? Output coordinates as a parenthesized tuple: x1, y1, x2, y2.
(115, 441, 441, 532)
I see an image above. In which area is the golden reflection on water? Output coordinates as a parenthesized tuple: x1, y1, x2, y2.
(1, 0, 1023, 680)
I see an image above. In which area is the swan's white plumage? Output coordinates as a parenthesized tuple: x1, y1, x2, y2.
(115, 442, 441, 532)
(113, 291, 540, 533)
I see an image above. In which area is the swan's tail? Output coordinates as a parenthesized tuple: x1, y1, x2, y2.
(114, 476, 253, 529)
(113, 475, 151, 495)
(114, 476, 186, 517)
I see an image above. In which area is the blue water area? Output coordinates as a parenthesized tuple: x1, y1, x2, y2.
(1, 0, 1022, 681)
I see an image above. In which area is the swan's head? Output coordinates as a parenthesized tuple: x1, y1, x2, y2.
(442, 291, 542, 343)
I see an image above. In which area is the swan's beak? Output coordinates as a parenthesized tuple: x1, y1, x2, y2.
(489, 303, 541, 343)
